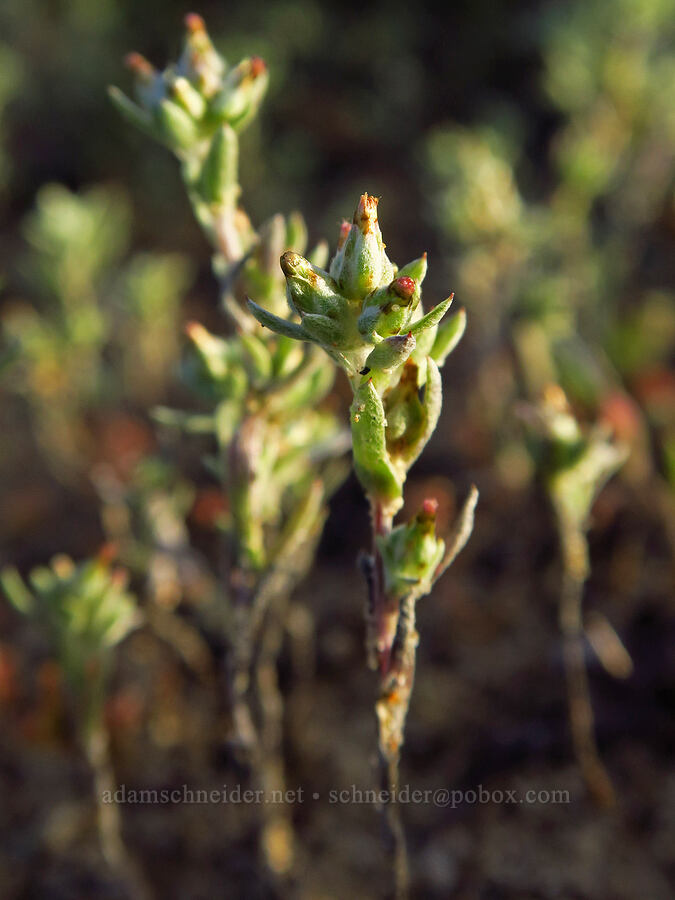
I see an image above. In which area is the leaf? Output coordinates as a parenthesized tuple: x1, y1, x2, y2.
(433, 485, 479, 583)
(350, 379, 403, 510)
(408, 295, 454, 338)
(107, 87, 155, 138)
(431, 308, 466, 366)
(247, 299, 310, 342)
(0, 567, 34, 614)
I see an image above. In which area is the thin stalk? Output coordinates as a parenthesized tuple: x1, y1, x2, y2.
(85, 721, 153, 900)
(370, 500, 410, 900)
(559, 526, 615, 807)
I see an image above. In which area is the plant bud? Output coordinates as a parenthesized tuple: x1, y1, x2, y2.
(125, 52, 164, 111)
(363, 333, 416, 392)
(178, 13, 226, 98)
(280, 251, 346, 320)
(377, 501, 445, 601)
(358, 276, 421, 340)
(335, 194, 392, 300)
(211, 57, 269, 131)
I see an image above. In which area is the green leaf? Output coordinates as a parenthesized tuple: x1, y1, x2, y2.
(0, 567, 34, 614)
(247, 299, 310, 342)
(408, 295, 454, 338)
(198, 124, 238, 205)
(350, 379, 403, 510)
(108, 87, 155, 138)
(431, 307, 466, 366)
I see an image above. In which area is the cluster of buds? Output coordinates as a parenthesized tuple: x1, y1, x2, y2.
(110, 15, 268, 260)
(109, 14, 267, 155)
(1, 552, 140, 731)
(112, 17, 346, 578)
(249, 193, 466, 523)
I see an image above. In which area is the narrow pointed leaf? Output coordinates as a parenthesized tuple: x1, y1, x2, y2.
(431, 307, 466, 366)
(247, 299, 309, 342)
(408, 295, 454, 338)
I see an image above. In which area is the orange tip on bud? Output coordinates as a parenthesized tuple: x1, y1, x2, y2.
(337, 220, 352, 249)
(354, 193, 379, 233)
(184, 12, 206, 32)
(250, 56, 267, 78)
(184, 320, 206, 341)
(124, 52, 154, 78)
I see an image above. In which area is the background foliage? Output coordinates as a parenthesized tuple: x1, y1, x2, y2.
(0, 1, 673, 897)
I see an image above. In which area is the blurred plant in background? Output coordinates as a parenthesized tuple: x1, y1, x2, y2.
(424, 0, 674, 802)
(112, 15, 348, 881)
(521, 385, 629, 805)
(0, 553, 150, 899)
(424, 0, 675, 481)
(1, 183, 191, 479)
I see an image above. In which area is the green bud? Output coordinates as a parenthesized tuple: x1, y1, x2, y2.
(350, 379, 403, 513)
(358, 275, 421, 340)
(169, 74, 207, 120)
(328, 220, 352, 281)
(363, 332, 416, 392)
(211, 57, 269, 131)
(280, 251, 349, 321)
(178, 13, 226, 99)
(377, 499, 445, 601)
(124, 52, 164, 111)
(333, 194, 393, 300)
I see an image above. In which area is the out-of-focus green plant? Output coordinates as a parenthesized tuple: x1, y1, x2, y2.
(1, 553, 139, 732)
(249, 191, 477, 897)
(0, 553, 150, 899)
(424, 0, 675, 484)
(1, 183, 191, 477)
(522, 385, 629, 805)
(112, 15, 347, 879)
(424, 0, 674, 804)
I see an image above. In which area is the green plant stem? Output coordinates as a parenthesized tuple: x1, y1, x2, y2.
(559, 526, 615, 807)
(369, 500, 410, 900)
(85, 722, 153, 900)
